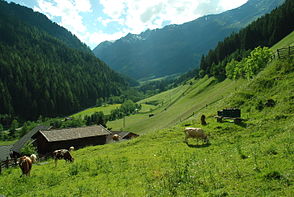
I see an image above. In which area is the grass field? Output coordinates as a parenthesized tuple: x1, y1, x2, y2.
(71, 104, 121, 119)
(107, 76, 246, 134)
(0, 140, 17, 146)
(271, 31, 294, 51)
(0, 32, 293, 196)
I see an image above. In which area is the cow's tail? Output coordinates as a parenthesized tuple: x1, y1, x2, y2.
(20, 159, 30, 175)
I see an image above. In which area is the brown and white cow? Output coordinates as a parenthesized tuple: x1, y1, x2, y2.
(53, 149, 74, 167)
(30, 154, 37, 163)
(18, 156, 33, 177)
(112, 134, 120, 141)
(184, 127, 209, 144)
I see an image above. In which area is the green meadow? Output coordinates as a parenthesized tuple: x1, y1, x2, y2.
(0, 140, 17, 146)
(108, 76, 246, 134)
(0, 32, 293, 196)
(71, 104, 121, 119)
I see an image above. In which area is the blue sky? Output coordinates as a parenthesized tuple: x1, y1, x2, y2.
(7, 0, 248, 49)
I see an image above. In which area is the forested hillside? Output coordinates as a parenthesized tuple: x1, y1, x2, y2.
(93, 0, 284, 80)
(0, 0, 90, 53)
(199, 0, 294, 80)
(0, 2, 130, 120)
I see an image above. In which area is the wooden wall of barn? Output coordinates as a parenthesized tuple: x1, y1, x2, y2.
(34, 135, 107, 155)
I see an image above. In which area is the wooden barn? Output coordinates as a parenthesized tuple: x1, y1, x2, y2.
(10, 125, 51, 158)
(32, 125, 111, 155)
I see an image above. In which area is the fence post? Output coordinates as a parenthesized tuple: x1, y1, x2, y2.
(5, 157, 9, 168)
(0, 162, 2, 174)
(277, 49, 280, 59)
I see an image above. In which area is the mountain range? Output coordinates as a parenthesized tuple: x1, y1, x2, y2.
(0, 0, 91, 53)
(93, 0, 285, 80)
(0, 0, 130, 120)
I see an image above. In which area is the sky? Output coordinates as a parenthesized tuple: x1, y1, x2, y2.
(8, 0, 248, 49)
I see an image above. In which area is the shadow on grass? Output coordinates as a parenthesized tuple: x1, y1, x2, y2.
(186, 143, 211, 148)
(235, 121, 247, 128)
(219, 120, 247, 128)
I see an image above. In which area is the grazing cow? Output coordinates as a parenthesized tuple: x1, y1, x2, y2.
(30, 154, 37, 163)
(53, 149, 74, 167)
(69, 146, 75, 152)
(184, 127, 209, 144)
(112, 134, 120, 141)
(201, 114, 207, 125)
(18, 156, 32, 177)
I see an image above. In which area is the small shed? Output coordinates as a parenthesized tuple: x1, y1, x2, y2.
(10, 125, 51, 158)
(109, 131, 139, 141)
(217, 108, 241, 118)
(32, 125, 111, 154)
(216, 108, 242, 123)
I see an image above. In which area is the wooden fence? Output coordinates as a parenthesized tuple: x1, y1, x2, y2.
(0, 158, 18, 174)
(276, 46, 294, 59)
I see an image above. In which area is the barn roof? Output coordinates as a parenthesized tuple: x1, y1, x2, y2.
(37, 125, 111, 142)
(0, 145, 13, 161)
(111, 131, 139, 139)
(11, 125, 51, 154)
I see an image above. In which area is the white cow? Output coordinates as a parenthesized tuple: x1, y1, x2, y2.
(112, 134, 120, 141)
(184, 127, 209, 144)
(69, 146, 75, 152)
(30, 154, 37, 163)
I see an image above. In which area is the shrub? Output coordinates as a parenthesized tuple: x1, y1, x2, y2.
(20, 140, 37, 155)
(225, 47, 273, 80)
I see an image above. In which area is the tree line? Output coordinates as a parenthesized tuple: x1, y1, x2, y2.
(85, 100, 141, 127)
(0, 99, 141, 141)
(199, 0, 294, 80)
(0, 0, 91, 53)
(0, 4, 132, 121)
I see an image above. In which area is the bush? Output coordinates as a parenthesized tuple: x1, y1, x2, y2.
(225, 47, 273, 80)
(20, 140, 37, 155)
(85, 112, 107, 127)
(61, 118, 84, 128)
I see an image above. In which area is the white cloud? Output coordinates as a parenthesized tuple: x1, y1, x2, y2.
(33, 0, 248, 48)
(98, 0, 248, 35)
(97, 17, 124, 27)
(74, 0, 92, 12)
(218, 0, 248, 10)
(82, 31, 128, 48)
(34, 0, 92, 35)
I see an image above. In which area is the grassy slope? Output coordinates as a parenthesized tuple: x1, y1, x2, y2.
(0, 32, 293, 196)
(271, 31, 294, 51)
(0, 140, 17, 146)
(108, 77, 246, 134)
(71, 104, 121, 119)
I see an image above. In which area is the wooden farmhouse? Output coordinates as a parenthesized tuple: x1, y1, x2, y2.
(32, 125, 111, 155)
(10, 125, 51, 158)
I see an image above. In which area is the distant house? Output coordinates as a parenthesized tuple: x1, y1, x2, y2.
(109, 131, 139, 141)
(32, 125, 111, 155)
(0, 145, 13, 162)
(10, 125, 51, 158)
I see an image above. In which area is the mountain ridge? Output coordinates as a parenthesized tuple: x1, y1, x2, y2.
(93, 0, 285, 80)
(0, 1, 130, 120)
(0, 0, 91, 53)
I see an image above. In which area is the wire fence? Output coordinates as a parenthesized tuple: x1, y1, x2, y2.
(276, 46, 294, 59)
